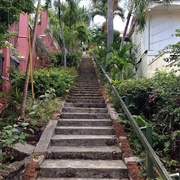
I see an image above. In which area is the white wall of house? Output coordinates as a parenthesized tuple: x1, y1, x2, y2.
(147, 52, 180, 77)
(130, 1, 180, 78)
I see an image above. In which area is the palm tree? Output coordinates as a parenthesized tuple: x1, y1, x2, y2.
(107, 0, 114, 46)
(120, 0, 134, 49)
(92, 0, 124, 23)
(52, 0, 90, 52)
(91, 0, 124, 46)
(44, 0, 67, 66)
(108, 42, 134, 80)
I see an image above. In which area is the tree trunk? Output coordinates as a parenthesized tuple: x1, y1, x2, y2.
(58, 0, 66, 67)
(107, 0, 114, 47)
(120, 12, 131, 49)
(120, 1, 134, 49)
(20, 0, 41, 119)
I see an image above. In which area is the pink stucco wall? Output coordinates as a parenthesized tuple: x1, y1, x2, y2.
(40, 10, 48, 36)
(17, 13, 29, 73)
(1, 10, 61, 92)
(37, 10, 60, 52)
(34, 10, 60, 68)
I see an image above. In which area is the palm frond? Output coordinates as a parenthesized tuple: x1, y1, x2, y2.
(114, 6, 125, 20)
(45, 0, 51, 9)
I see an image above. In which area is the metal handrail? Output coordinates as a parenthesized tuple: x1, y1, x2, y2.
(96, 60, 172, 180)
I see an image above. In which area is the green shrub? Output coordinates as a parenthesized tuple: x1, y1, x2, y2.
(11, 67, 77, 98)
(0, 122, 30, 165)
(26, 88, 61, 121)
(110, 71, 180, 170)
(51, 51, 82, 67)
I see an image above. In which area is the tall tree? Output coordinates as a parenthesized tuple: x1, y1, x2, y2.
(120, 0, 134, 49)
(107, 0, 114, 46)
(91, 0, 124, 23)
(48, 0, 90, 52)
(91, 0, 124, 47)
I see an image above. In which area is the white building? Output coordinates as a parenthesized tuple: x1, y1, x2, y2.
(129, 0, 180, 78)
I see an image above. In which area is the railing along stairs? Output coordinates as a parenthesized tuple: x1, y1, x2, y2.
(95, 60, 179, 180)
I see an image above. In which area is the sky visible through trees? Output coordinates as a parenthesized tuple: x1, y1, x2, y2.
(41, 0, 126, 31)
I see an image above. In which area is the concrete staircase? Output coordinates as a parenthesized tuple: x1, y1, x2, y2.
(37, 57, 128, 179)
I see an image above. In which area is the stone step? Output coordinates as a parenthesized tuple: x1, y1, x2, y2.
(59, 113, 110, 119)
(37, 58, 129, 180)
(67, 96, 104, 99)
(70, 89, 102, 93)
(71, 90, 101, 93)
(75, 83, 100, 86)
(38, 178, 128, 180)
(58, 119, 112, 127)
(75, 86, 100, 89)
(64, 102, 106, 108)
(75, 83, 99, 85)
(51, 135, 117, 146)
(69, 90, 102, 93)
(74, 84, 100, 86)
(66, 99, 105, 103)
(77, 79, 97, 81)
(68, 92, 103, 96)
(40, 159, 128, 178)
(55, 126, 114, 135)
(46, 146, 122, 160)
(72, 87, 101, 90)
(69, 92, 103, 96)
(76, 79, 98, 82)
(68, 93, 103, 99)
(62, 107, 107, 113)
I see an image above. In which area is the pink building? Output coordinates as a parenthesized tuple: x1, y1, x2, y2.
(35, 10, 60, 68)
(0, 10, 60, 92)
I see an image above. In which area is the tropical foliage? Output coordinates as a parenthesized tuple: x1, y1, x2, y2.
(0, 0, 35, 47)
(91, 0, 124, 46)
(0, 88, 62, 167)
(47, 0, 91, 52)
(10, 67, 77, 98)
(91, 0, 124, 20)
(109, 71, 180, 171)
(51, 51, 81, 67)
(89, 27, 135, 80)
(0, 65, 77, 163)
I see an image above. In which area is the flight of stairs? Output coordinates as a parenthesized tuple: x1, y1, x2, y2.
(38, 57, 129, 179)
